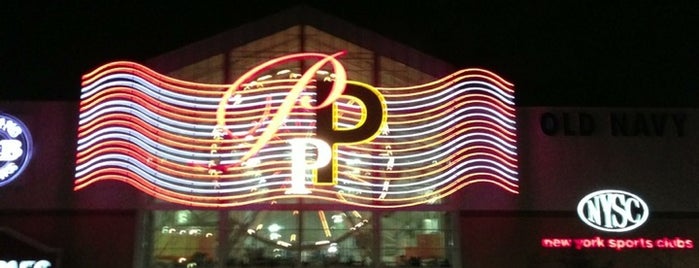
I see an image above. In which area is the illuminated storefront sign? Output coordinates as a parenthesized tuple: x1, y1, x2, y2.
(0, 260, 52, 268)
(0, 113, 33, 187)
(542, 189, 694, 251)
(74, 52, 518, 208)
(540, 111, 687, 137)
(0, 228, 60, 268)
(576, 189, 649, 232)
(541, 236, 694, 250)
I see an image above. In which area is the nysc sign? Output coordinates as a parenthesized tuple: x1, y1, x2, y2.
(577, 189, 649, 232)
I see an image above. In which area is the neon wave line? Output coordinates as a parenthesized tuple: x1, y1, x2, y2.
(75, 52, 517, 208)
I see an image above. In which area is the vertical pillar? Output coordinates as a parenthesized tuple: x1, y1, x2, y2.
(449, 211, 462, 268)
(217, 49, 232, 268)
(373, 52, 381, 86)
(371, 211, 383, 268)
(300, 25, 306, 70)
(217, 211, 231, 268)
(133, 209, 150, 268)
(296, 209, 305, 267)
(223, 48, 231, 84)
(371, 53, 383, 267)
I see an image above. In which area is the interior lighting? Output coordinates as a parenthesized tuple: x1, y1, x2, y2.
(268, 223, 282, 232)
(328, 243, 338, 253)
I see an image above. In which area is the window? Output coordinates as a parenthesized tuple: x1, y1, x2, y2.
(147, 210, 376, 267)
(381, 211, 454, 267)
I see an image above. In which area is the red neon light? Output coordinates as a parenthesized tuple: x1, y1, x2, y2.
(75, 52, 518, 208)
(216, 52, 348, 164)
(542, 237, 695, 251)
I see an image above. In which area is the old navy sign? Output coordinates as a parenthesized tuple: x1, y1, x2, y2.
(74, 52, 518, 208)
(0, 113, 33, 187)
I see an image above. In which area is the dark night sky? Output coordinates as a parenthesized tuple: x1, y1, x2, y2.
(2, 1, 699, 107)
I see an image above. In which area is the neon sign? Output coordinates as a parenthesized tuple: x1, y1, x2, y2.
(577, 189, 649, 232)
(0, 113, 33, 187)
(0, 260, 52, 268)
(542, 237, 694, 251)
(74, 52, 518, 208)
(542, 190, 694, 251)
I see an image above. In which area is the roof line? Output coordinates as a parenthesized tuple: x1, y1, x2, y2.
(146, 5, 455, 77)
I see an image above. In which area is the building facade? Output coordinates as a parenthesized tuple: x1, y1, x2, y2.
(1, 6, 698, 268)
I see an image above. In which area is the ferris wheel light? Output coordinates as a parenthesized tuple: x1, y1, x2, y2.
(277, 241, 292, 247)
(328, 243, 339, 253)
(268, 223, 282, 232)
(331, 214, 344, 223)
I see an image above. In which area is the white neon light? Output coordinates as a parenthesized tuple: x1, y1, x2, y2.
(0, 114, 33, 187)
(335, 164, 517, 195)
(76, 60, 518, 207)
(277, 241, 292, 247)
(78, 101, 317, 135)
(0, 140, 23, 161)
(577, 189, 649, 233)
(0, 260, 52, 268)
(383, 81, 515, 107)
(286, 138, 332, 194)
(339, 135, 518, 163)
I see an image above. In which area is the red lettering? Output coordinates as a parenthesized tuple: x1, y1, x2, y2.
(559, 239, 572, 247)
(594, 236, 605, 247)
(573, 237, 605, 250)
(544, 237, 693, 250)
(676, 238, 686, 248)
(542, 238, 572, 248)
(607, 238, 653, 251)
(655, 237, 695, 249)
